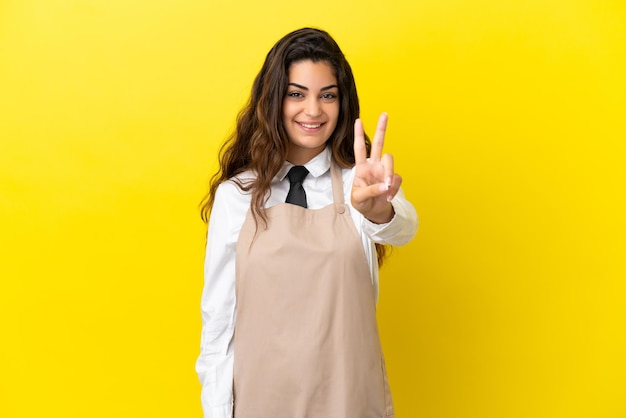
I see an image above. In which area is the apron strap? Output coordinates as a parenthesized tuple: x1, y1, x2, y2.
(330, 158, 346, 214)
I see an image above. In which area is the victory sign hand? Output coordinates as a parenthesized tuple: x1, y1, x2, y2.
(351, 113, 402, 224)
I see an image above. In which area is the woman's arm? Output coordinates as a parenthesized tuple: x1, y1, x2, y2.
(195, 181, 247, 418)
(361, 186, 418, 246)
(351, 113, 418, 245)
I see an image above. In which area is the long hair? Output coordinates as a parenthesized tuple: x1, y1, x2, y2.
(200, 27, 388, 264)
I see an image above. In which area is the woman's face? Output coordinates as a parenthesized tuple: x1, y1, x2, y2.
(283, 60, 340, 165)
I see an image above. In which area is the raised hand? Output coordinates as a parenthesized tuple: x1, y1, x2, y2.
(351, 112, 402, 224)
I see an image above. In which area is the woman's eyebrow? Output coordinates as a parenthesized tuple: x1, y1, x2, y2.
(288, 82, 338, 91)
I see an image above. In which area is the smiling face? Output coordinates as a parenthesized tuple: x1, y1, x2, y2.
(282, 60, 340, 165)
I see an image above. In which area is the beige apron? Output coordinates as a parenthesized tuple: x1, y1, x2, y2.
(234, 160, 394, 418)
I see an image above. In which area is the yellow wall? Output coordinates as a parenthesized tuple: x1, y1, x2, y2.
(1, 0, 624, 417)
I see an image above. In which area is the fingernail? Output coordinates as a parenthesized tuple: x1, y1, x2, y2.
(387, 195, 394, 202)
(379, 184, 388, 192)
(385, 177, 392, 188)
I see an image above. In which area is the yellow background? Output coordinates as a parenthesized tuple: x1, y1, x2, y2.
(1, 0, 624, 417)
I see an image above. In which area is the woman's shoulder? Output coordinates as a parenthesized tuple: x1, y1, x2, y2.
(214, 170, 255, 203)
(340, 164, 356, 183)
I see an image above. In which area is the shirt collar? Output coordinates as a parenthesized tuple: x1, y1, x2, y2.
(277, 147, 331, 181)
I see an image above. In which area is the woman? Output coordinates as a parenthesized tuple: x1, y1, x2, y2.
(196, 27, 418, 418)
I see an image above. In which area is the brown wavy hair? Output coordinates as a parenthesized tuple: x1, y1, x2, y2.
(200, 28, 388, 264)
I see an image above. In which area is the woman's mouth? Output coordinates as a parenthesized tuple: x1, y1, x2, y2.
(298, 122, 324, 129)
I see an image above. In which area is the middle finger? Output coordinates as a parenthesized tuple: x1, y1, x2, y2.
(369, 112, 388, 162)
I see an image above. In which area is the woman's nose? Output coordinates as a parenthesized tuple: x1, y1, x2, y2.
(304, 98, 322, 117)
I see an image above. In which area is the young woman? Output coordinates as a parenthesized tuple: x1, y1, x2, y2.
(196, 27, 418, 418)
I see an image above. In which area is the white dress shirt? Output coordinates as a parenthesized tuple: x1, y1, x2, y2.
(195, 147, 418, 418)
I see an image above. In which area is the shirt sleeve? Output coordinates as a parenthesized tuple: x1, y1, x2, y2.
(195, 181, 246, 418)
(361, 186, 418, 246)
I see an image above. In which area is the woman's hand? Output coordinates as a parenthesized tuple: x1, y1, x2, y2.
(351, 112, 402, 224)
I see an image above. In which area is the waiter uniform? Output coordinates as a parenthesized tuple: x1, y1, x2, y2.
(233, 159, 395, 418)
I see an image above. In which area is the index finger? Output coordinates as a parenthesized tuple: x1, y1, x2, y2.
(369, 112, 388, 162)
(354, 118, 367, 164)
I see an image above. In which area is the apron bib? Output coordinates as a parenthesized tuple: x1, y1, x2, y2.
(234, 160, 394, 418)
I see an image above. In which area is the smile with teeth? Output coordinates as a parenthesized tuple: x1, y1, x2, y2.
(298, 122, 323, 129)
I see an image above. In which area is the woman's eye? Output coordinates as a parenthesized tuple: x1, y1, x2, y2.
(287, 91, 304, 98)
(321, 93, 337, 100)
